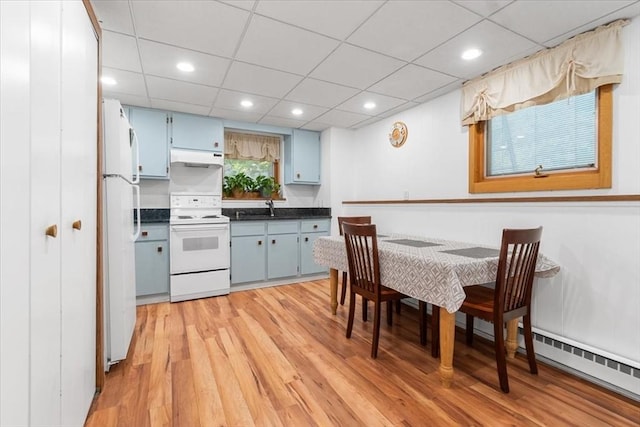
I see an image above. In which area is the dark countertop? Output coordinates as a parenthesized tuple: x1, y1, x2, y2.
(223, 207, 331, 222)
(134, 208, 170, 223)
(134, 207, 331, 223)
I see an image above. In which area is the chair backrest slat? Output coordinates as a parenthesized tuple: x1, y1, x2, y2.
(495, 227, 542, 315)
(343, 223, 380, 296)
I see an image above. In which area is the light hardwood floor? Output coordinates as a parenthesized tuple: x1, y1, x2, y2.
(86, 279, 639, 426)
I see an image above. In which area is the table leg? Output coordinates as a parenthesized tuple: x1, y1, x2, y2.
(329, 268, 338, 315)
(438, 309, 455, 388)
(506, 318, 519, 359)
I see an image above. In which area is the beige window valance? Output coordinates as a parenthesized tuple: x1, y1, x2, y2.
(460, 19, 627, 126)
(224, 131, 281, 162)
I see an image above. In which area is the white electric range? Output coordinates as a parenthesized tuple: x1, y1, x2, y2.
(169, 192, 230, 302)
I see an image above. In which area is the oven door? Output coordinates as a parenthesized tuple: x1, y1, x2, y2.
(170, 223, 230, 274)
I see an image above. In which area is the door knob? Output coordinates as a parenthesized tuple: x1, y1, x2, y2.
(305, 237, 309, 242)
(272, 239, 276, 244)
(141, 231, 148, 237)
(72, 220, 82, 230)
(257, 240, 262, 245)
(138, 165, 142, 171)
(157, 246, 163, 253)
(45, 224, 58, 238)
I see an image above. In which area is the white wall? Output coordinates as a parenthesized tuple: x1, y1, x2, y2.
(322, 17, 640, 378)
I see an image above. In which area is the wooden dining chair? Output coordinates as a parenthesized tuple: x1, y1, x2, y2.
(460, 227, 543, 393)
(343, 222, 420, 358)
(337, 216, 371, 307)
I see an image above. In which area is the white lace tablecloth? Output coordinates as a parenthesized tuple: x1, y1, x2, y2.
(313, 233, 560, 313)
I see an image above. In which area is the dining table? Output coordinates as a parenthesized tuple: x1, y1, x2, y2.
(313, 232, 560, 388)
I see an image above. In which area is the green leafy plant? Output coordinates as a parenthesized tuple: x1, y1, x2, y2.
(224, 172, 253, 198)
(255, 175, 275, 197)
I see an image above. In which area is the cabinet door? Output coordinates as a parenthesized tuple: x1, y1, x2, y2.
(284, 129, 321, 184)
(171, 112, 223, 152)
(135, 240, 170, 296)
(231, 236, 266, 284)
(267, 233, 299, 279)
(300, 232, 328, 275)
(128, 107, 169, 178)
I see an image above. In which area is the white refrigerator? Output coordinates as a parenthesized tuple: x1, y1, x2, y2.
(102, 98, 140, 370)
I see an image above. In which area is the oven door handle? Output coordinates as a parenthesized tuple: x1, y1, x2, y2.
(170, 224, 229, 232)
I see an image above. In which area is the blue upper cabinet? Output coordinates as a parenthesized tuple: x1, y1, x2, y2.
(171, 112, 223, 152)
(284, 129, 321, 185)
(128, 107, 169, 179)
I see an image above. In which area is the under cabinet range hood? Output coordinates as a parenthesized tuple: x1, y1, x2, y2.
(170, 148, 223, 167)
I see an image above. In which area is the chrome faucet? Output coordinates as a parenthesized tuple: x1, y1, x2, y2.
(266, 199, 275, 217)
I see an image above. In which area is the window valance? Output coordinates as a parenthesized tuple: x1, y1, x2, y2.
(224, 131, 281, 162)
(460, 19, 627, 126)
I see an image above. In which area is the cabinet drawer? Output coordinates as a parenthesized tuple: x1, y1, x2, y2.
(137, 224, 168, 241)
(300, 219, 329, 233)
(267, 221, 298, 235)
(231, 222, 265, 237)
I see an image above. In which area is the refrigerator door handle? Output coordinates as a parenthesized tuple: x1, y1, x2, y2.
(132, 184, 141, 241)
(131, 128, 140, 185)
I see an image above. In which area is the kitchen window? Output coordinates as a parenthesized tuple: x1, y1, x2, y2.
(223, 131, 281, 198)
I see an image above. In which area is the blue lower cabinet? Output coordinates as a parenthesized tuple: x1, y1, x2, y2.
(231, 235, 266, 284)
(231, 218, 330, 286)
(267, 233, 299, 279)
(135, 224, 170, 296)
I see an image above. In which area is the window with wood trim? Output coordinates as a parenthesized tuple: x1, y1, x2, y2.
(468, 84, 613, 194)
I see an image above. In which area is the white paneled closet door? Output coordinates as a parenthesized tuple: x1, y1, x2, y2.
(60, 1, 98, 425)
(0, 1, 98, 425)
(29, 1, 64, 425)
(0, 2, 33, 425)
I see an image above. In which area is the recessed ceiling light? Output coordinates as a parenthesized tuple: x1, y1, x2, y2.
(240, 100, 253, 108)
(291, 108, 303, 116)
(364, 102, 376, 110)
(100, 76, 117, 86)
(461, 48, 482, 61)
(176, 62, 195, 72)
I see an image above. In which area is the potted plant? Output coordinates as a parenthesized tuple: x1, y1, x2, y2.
(244, 175, 260, 198)
(256, 175, 276, 198)
(224, 173, 251, 198)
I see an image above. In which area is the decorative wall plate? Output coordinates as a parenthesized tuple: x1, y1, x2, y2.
(389, 121, 408, 147)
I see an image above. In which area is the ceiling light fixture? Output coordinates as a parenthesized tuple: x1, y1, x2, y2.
(176, 62, 195, 72)
(100, 76, 117, 85)
(364, 102, 376, 110)
(291, 108, 303, 116)
(240, 100, 253, 108)
(461, 48, 482, 61)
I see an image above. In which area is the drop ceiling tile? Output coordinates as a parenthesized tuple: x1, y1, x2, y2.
(102, 31, 142, 72)
(258, 116, 307, 128)
(285, 78, 360, 108)
(313, 109, 372, 128)
(415, 20, 540, 80)
(131, 1, 250, 57)
(309, 44, 404, 90)
(300, 122, 332, 132)
(347, 1, 482, 61)
(211, 108, 264, 124)
(150, 99, 211, 116)
(490, 0, 636, 45)
(255, 0, 384, 40)
(222, 62, 303, 98)
(235, 16, 339, 75)
(336, 91, 406, 116)
(452, 0, 513, 17)
(413, 79, 464, 104)
(106, 92, 151, 109)
(91, 0, 134, 35)
(368, 64, 458, 101)
(351, 116, 383, 129)
(375, 101, 420, 119)
(268, 100, 329, 122)
(101, 67, 147, 97)
(138, 40, 229, 87)
(544, 2, 640, 47)
(146, 76, 217, 107)
(214, 90, 279, 114)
